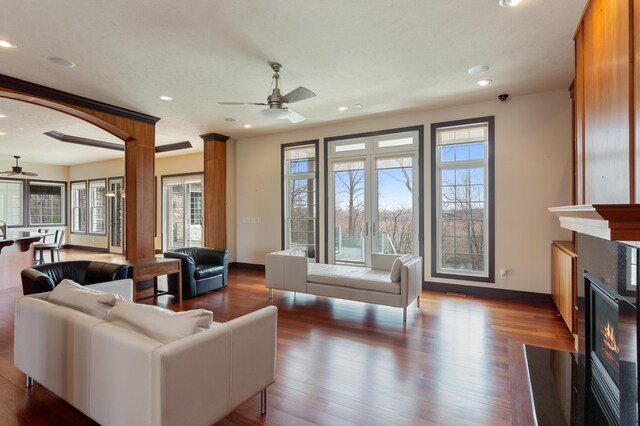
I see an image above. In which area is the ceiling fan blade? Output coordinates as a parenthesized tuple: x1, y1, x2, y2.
(218, 102, 268, 106)
(4, 172, 18, 176)
(287, 108, 306, 123)
(284, 86, 316, 103)
(21, 172, 38, 176)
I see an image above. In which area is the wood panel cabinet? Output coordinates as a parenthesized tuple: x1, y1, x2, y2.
(551, 241, 577, 348)
(575, 0, 636, 204)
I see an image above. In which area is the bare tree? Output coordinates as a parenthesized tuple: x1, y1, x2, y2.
(335, 169, 365, 236)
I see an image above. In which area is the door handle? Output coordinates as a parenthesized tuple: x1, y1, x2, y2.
(373, 222, 376, 236)
(365, 222, 369, 236)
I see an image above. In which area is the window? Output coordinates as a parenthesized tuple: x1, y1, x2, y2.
(70, 181, 87, 233)
(326, 128, 422, 266)
(190, 188, 203, 226)
(29, 181, 65, 225)
(89, 180, 106, 234)
(431, 117, 494, 282)
(282, 141, 318, 261)
(0, 179, 23, 226)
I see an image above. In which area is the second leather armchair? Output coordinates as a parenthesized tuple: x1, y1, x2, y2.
(163, 247, 229, 299)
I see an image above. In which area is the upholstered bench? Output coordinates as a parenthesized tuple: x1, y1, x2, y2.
(266, 250, 422, 322)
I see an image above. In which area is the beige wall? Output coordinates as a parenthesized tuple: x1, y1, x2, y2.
(67, 158, 124, 249)
(234, 89, 572, 294)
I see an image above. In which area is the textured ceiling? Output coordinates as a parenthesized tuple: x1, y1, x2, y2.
(0, 0, 586, 166)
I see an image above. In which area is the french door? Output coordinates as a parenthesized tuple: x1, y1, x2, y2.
(328, 131, 419, 266)
(107, 177, 124, 254)
(162, 174, 204, 251)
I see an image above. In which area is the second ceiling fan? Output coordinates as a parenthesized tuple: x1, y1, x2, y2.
(219, 62, 316, 123)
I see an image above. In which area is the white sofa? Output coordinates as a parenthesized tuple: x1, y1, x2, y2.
(266, 250, 422, 322)
(14, 279, 278, 426)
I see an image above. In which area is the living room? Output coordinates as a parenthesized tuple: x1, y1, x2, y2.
(2, 0, 639, 424)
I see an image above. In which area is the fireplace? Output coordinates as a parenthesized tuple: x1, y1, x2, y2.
(580, 234, 638, 426)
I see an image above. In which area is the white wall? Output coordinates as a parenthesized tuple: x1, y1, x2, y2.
(234, 89, 572, 294)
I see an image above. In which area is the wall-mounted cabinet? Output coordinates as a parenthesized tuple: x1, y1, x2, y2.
(574, 0, 637, 205)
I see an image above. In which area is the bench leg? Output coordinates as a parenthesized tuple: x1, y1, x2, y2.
(260, 388, 268, 415)
(26, 375, 33, 388)
(269, 288, 273, 300)
(417, 296, 421, 308)
(403, 307, 407, 323)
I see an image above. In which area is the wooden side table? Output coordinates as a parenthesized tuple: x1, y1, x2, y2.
(125, 257, 182, 303)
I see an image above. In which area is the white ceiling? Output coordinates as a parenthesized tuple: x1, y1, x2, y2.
(0, 0, 586, 166)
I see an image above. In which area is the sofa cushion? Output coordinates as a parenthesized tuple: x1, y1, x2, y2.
(194, 264, 225, 280)
(307, 263, 400, 294)
(106, 301, 214, 343)
(47, 279, 119, 319)
(390, 254, 414, 282)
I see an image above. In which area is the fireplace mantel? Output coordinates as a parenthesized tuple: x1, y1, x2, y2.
(549, 204, 640, 244)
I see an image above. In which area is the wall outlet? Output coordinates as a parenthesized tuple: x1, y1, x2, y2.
(500, 269, 508, 280)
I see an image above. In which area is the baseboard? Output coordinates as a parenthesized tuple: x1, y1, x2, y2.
(423, 281, 553, 304)
(230, 262, 265, 271)
(62, 244, 109, 253)
(155, 249, 162, 255)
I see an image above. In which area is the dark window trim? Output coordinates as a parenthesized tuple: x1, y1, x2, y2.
(0, 176, 27, 227)
(159, 171, 205, 253)
(27, 179, 68, 227)
(69, 179, 88, 235)
(430, 116, 495, 283)
(106, 176, 125, 246)
(87, 178, 107, 236)
(281, 139, 319, 263)
(323, 125, 424, 264)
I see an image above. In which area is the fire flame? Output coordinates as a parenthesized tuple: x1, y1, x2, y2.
(600, 321, 620, 366)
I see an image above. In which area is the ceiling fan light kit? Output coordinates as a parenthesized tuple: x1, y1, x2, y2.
(219, 62, 316, 124)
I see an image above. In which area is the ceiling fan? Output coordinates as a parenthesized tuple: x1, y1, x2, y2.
(219, 62, 316, 123)
(2, 156, 38, 176)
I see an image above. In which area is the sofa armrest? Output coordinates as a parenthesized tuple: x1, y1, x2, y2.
(152, 306, 277, 425)
(20, 267, 56, 295)
(163, 251, 197, 296)
(400, 256, 423, 307)
(86, 279, 134, 301)
(198, 248, 229, 286)
(265, 251, 308, 292)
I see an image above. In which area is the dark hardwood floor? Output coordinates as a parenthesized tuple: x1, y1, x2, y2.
(0, 250, 574, 425)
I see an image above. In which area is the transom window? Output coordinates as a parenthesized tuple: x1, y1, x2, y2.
(431, 117, 494, 282)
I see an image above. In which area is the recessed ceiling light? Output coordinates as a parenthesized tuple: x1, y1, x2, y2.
(0, 40, 17, 49)
(355, 104, 362, 108)
(0, 132, 5, 136)
(9, 126, 23, 131)
(159, 95, 173, 101)
(48, 57, 75, 68)
(468, 65, 490, 75)
(499, 0, 526, 6)
(338, 106, 348, 111)
(244, 124, 251, 128)
(224, 118, 236, 122)
(477, 79, 493, 87)
(0, 114, 7, 118)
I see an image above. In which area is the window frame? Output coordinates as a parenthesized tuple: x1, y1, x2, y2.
(88, 178, 107, 236)
(0, 177, 26, 227)
(70, 180, 88, 234)
(430, 116, 495, 283)
(27, 180, 67, 227)
(281, 140, 319, 262)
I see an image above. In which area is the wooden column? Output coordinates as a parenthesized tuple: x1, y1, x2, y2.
(201, 132, 229, 249)
(124, 128, 156, 260)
